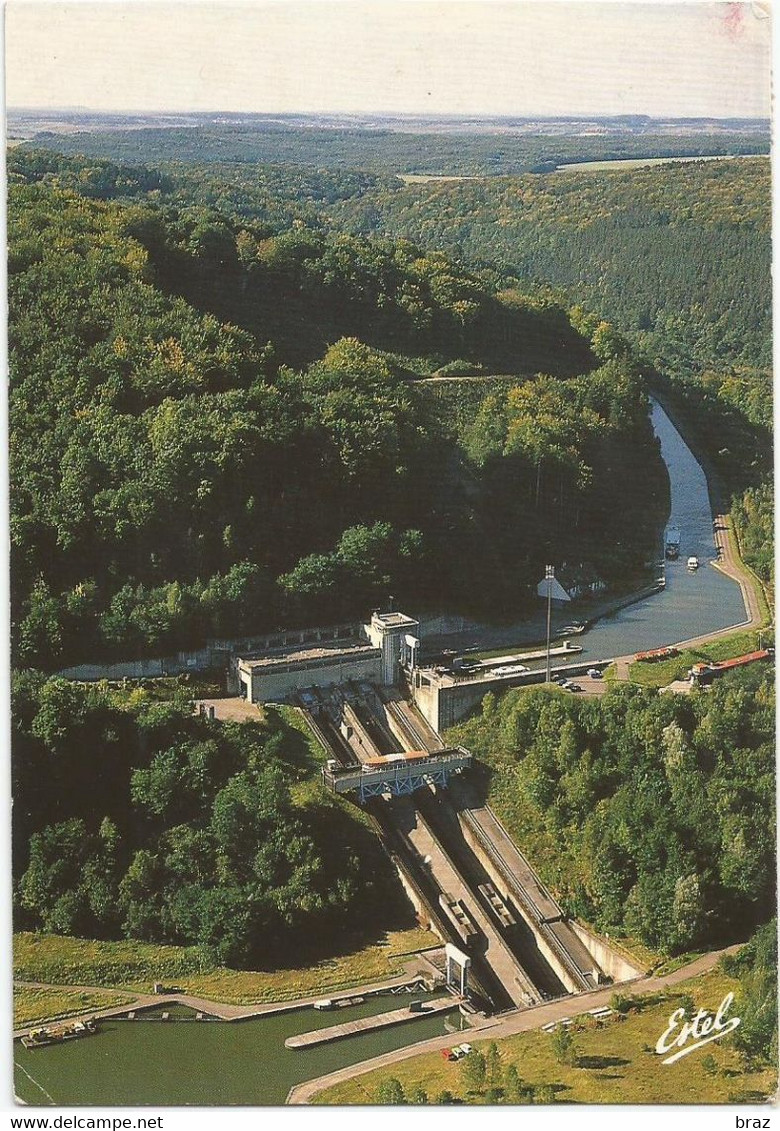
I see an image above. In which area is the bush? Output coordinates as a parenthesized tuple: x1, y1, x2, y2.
(375, 1078, 406, 1104)
(551, 1026, 578, 1066)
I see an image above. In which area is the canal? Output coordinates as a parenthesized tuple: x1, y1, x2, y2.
(529, 399, 748, 668)
(14, 994, 466, 1106)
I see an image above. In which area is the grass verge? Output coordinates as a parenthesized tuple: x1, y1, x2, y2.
(626, 627, 773, 689)
(14, 927, 439, 1006)
(14, 985, 134, 1029)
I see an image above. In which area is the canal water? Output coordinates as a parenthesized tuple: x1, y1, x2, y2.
(535, 399, 747, 668)
(14, 993, 465, 1106)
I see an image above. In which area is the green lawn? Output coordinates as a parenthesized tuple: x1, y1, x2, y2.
(14, 985, 134, 1028)
(14, 927, 439, 1006)
(315, 967, 776, 1105)
(626, 628, 772, 689)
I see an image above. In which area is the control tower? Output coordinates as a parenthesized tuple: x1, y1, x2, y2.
(366, 610, 420, 685)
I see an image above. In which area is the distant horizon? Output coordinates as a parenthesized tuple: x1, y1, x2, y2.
(7, 107, 772, 128)
(8, 107, 772, 119)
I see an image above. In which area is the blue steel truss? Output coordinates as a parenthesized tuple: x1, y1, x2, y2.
(359, 767, 450, 803)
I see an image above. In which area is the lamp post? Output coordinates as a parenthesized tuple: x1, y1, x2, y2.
(545, 564, 554, 684)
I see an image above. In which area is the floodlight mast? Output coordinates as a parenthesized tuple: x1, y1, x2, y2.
(545, 565, 554, 684)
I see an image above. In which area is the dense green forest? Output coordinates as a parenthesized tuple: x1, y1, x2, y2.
(9, 157, 666, 671)
(25, 124, 768, 176)
(721, 920, 778, 1066)
(448, 668, 775, 955)
(12, 152, 770, 587)
(11, 147, 770, 374)
(12, 674, 411, 966)
(328, 157, 771, 376)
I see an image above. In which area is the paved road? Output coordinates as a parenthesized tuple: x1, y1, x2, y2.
(286, 944, 742, 1104)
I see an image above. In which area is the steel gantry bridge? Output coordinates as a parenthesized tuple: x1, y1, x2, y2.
(322, 748, 472, 802)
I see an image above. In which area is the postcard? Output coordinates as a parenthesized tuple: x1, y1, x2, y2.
(5, 0, 776, 1118)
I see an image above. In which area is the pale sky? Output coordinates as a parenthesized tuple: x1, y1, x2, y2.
(4, 1, 773, 118)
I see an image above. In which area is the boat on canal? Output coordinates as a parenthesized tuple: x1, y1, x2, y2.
(22, 1019, 99, 1049)
(665, 525, 681, 560)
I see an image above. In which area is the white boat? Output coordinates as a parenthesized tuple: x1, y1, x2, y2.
(687, 557, 699, 571)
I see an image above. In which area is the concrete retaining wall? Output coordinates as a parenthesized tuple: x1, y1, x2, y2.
(56, 649, 212, 682)
(414, 656, 623, 731)
(458, 816, 583, 995)
(418, 613, 483, 638)
(568, 920, 645, 983)
(392, 857, 444, 941)
(54, 624, 364, 684)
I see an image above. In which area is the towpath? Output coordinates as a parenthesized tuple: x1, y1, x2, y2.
(606, 510, 768, 685)
(13, 963, 434, 1039)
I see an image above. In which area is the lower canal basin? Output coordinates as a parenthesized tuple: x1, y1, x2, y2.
(14, 992, 466, 1106)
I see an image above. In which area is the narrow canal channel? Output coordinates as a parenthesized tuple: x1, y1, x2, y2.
(535, 399, 747, 667)
(14, 993, 467, 1106)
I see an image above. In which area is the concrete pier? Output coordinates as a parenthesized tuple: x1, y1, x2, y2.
(284, 996, 458, 1048)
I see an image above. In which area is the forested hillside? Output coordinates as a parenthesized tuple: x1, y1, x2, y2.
(448, 669, 775, 955)
(9, 163, 665, 671)
(328, 158, 771, 376)
(12, 148, 769, 375)
(12, 674, 410, 965)
(322, 154, 773, 585)
(25, 123, 768, 176)
(9, 139, 772, 971)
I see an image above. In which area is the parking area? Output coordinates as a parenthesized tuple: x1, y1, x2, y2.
(556, 673, 610, 697)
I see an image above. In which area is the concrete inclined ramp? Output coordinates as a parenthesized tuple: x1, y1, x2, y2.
(398, 801, 540, 1009)
(448, 780, 603, 991)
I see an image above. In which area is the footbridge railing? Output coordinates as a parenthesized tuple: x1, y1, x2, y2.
(322, 747, 472, 801)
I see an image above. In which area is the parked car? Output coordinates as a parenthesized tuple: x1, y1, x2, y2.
(442, 1043, 473, 1061)
(587, 668, 603, 679)
(568, 683, 582, 692)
